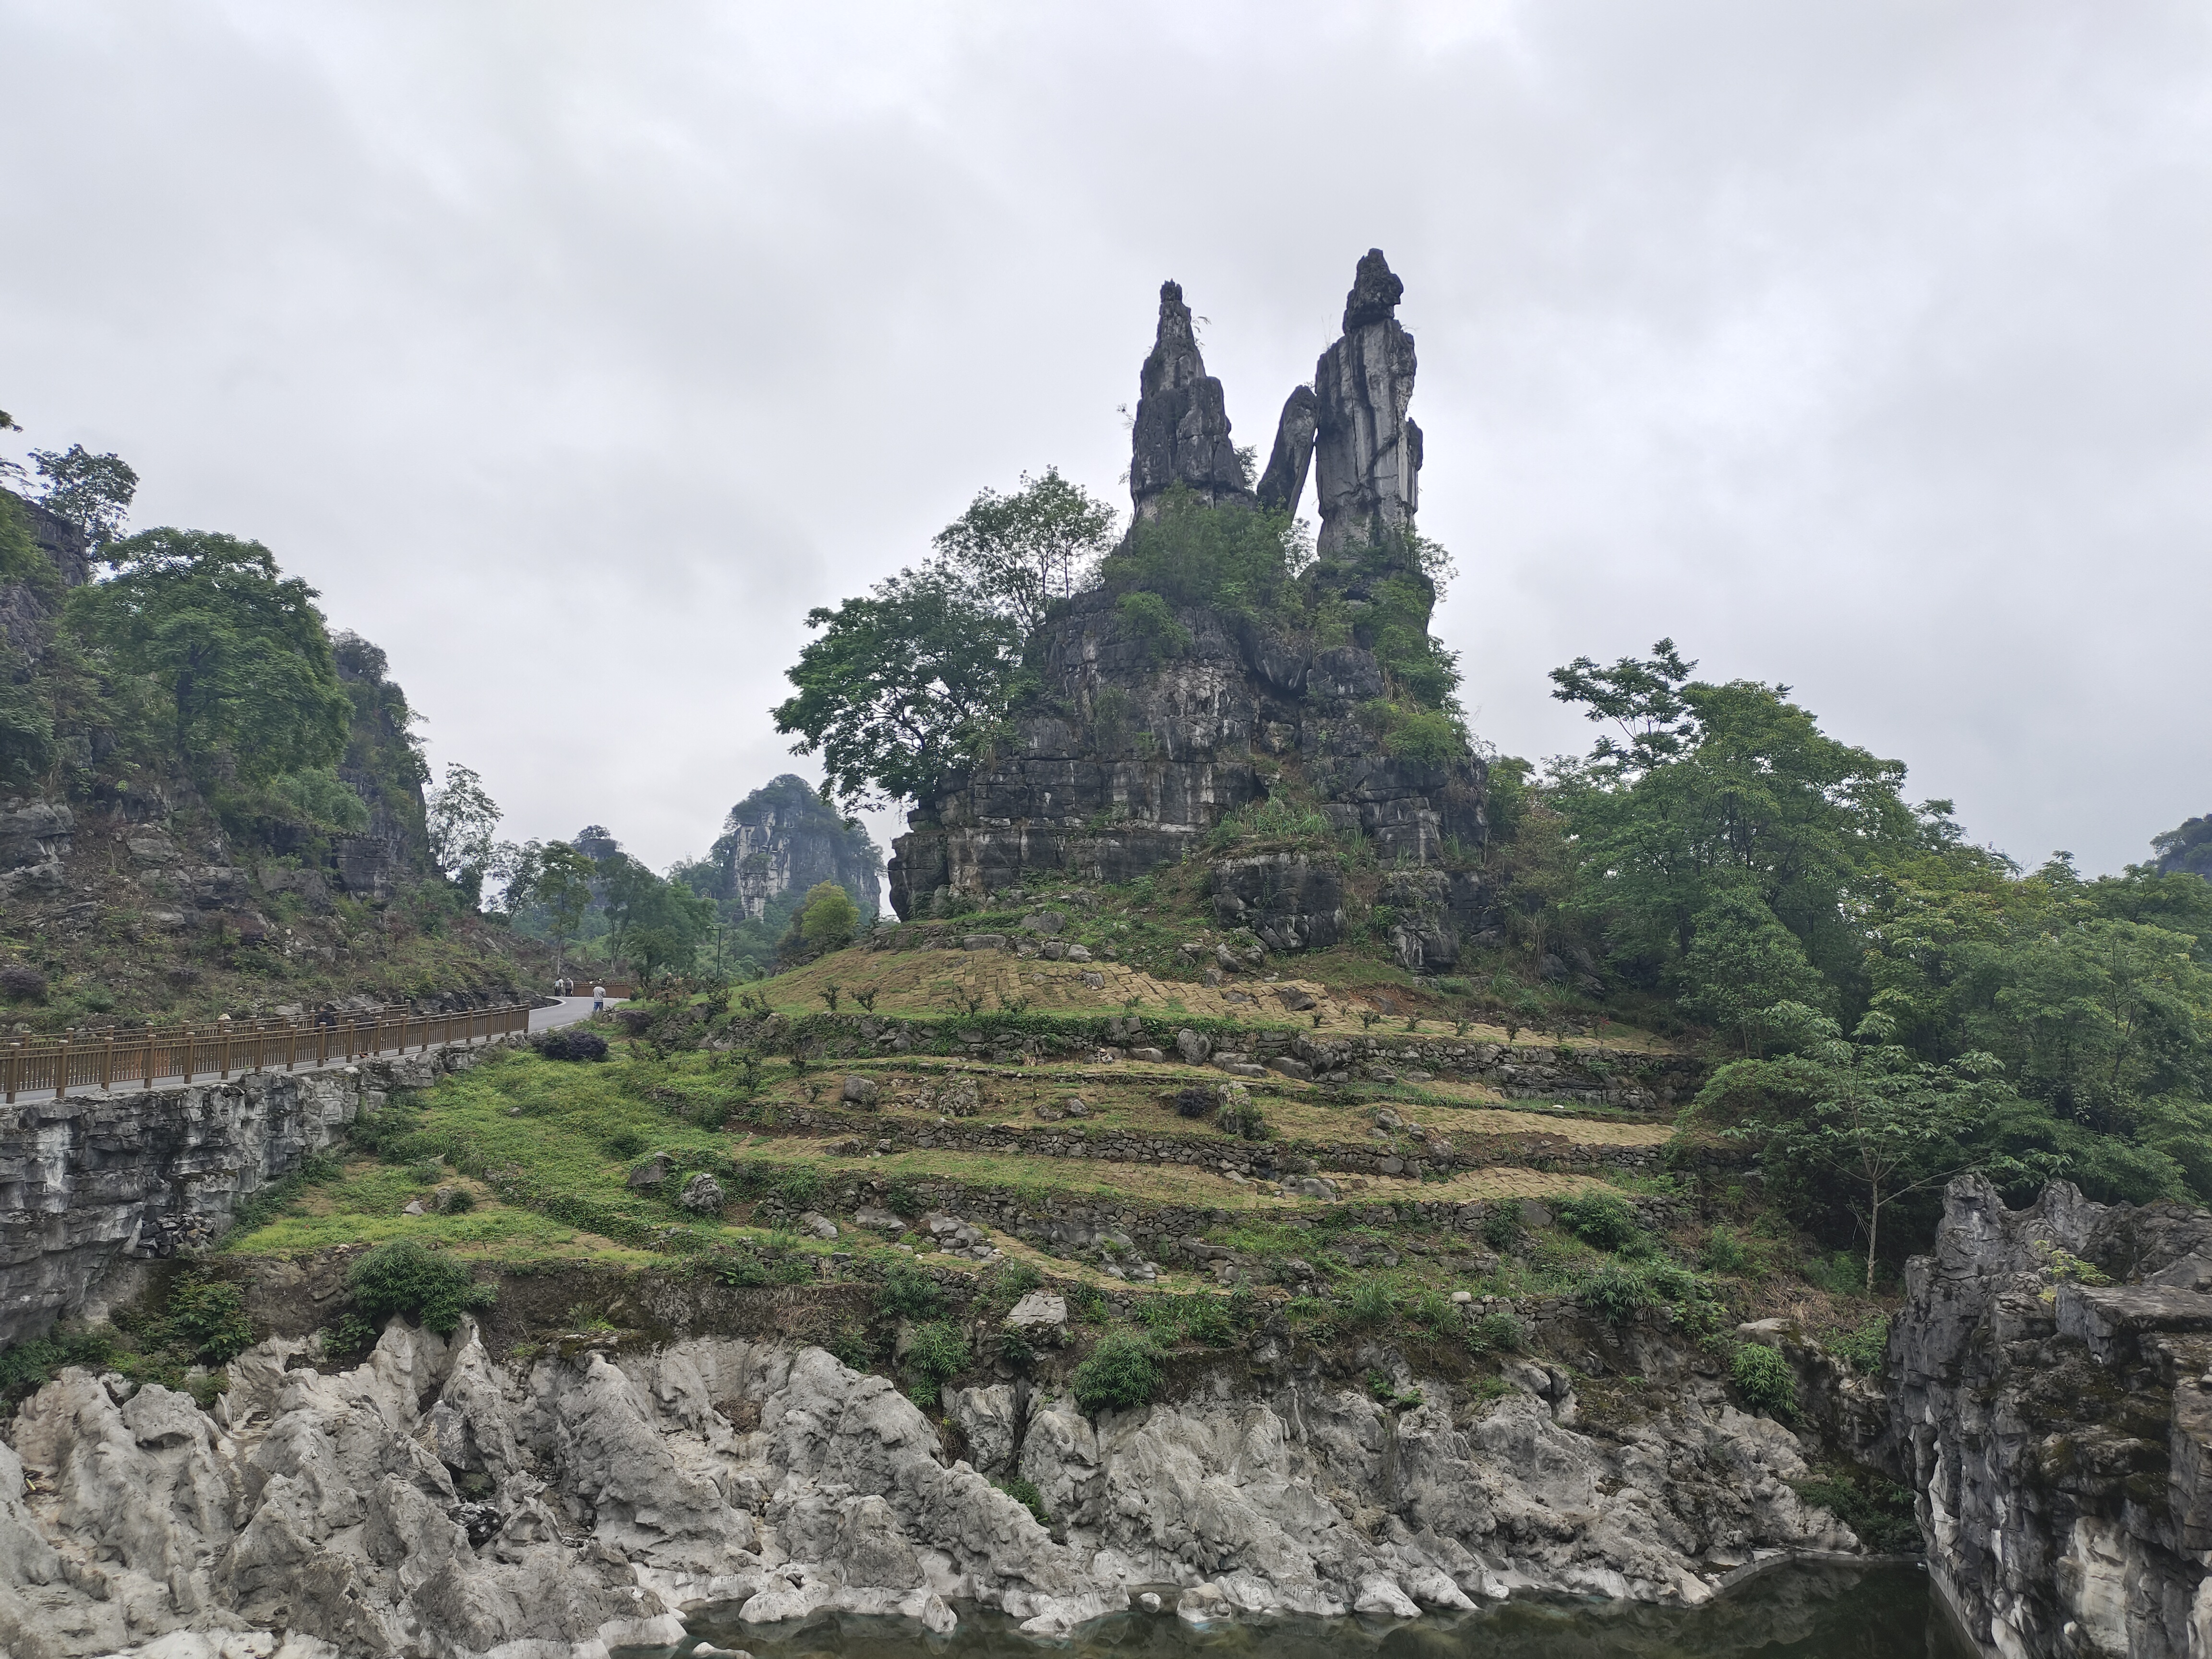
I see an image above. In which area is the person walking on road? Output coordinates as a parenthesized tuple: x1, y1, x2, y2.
(592, 982, 605, 1013)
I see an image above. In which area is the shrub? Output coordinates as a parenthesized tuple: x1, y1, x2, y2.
(1731, 1343, 1798, 1419)
(443, 1186, 476, 1214)
(1379, 706, 1466, 766)
(1803, 1250, 1870, 1298)
(798, 881, 860, 953)
(985, 1260, 1043, 1309)
(877, 1261, 946, 1321)
(1071, 1330, 1162, 1413)
(902, 1321, 970, 1400)
(1829, 1314, 1891, 1373)
(0, 1327, 117, 1400)
(997, 1474, 1051, 1527)
(1793, 1469, 1920, 1553)
(1216, 1097, 1269, 1141)
(347, 1241, 495, 1335)
(1178, 1296, 1237, 1348)
(534, 1028, 608, 1062)
(1576, 1263, 1656, 1324)
(1469, 1309, 1525, 1354)
(1552, 1190, 1643, 1252)
(601, 1127, 648, 1160)
(323, 1311, 379, 1361)
(1115, 590, 1192, 665)
(1481, 1200, 1523, 1251)
(1407, 1288, 1458, 1340)
(164, 1276, 257, 1365)
(1173, 1087, 1214, 1119)
(1097, 488, 1301, 614)
(1700, 1225, 1755, 1275)
(0, 963, 48, 1003)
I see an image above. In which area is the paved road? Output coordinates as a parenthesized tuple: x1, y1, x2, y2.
(531, 996, 624, 1032)
(12, 997, 625, 1106)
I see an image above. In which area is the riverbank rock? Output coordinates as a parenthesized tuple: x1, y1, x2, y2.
(0, 1311, 1875, 1657)
(1883, 1174, 2212, 1659)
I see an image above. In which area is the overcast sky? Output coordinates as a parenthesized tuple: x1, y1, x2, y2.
(4, 1, 2207, 878)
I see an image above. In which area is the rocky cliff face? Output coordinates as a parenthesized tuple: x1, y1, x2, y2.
(709, 774, 882, 920)
(0, 490, 89, 658)
(889, 253, 1490, 970)
(1129, 281, 1252, 518)
(1883, 1176, 2212, 1659)
(0, 1043, 517, 1350)
(329, 632, 430, 903)
(1312, 250, 1421, 556)
(0, 1311, 1863, 1659)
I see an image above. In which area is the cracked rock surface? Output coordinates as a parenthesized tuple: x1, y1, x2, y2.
(4, 1316, 1859, 1657)
(1882, 1175, 2212, 1659)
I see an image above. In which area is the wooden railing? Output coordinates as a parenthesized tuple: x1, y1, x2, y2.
(2, 1001, 534, 1103)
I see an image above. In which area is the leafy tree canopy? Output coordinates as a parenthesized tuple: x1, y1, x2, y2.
(426, 762, 504, 902)
(67, 528, 350, 787)
(798, 879, 860, 951)
(931, 466, 1118, 634)
(1548, 643, 1922, 989)
(31, 443, 138, 547)
(773, 566, 1023, 811)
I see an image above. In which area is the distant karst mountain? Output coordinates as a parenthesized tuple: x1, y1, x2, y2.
(703, 774, 882, 921)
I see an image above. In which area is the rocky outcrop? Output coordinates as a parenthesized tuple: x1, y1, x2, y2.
(0, 1317, 1864, 1658)
(1884, 1175, 2212, 1659)
(707, 774, 882, 921)
(0, 796, 71, 899)
(0, 1042, 518, 1349)
(1, 491, 89, 658)
(887, 595, 1485, 919)
(1210, 852, 1346, 950)
(888, 253, 1481, 932)
(1256, 385, 1319, 516)
(2, 489, 91, 592)
(1129, 281, 1251, 518)
(1313, 249, 1421, 557)
(328, 634, 427, 902)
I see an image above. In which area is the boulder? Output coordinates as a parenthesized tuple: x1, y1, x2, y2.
(626, 1154, 673, 1190)
(1174, 1029, 1212, 1066)
(841, 1075, 879, 1107)
(1005, 1291, 1069, 1333)
(678, 1173, 726, 1213)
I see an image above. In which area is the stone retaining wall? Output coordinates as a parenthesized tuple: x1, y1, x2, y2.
(729, 1011, 1702, 1111)
(759, 1106, 1672, 1180)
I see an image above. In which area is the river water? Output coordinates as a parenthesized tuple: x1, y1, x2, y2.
(664, 1563, 1973, 1659)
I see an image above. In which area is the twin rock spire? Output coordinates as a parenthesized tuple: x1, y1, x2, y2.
(1127, 249, 1421, 557)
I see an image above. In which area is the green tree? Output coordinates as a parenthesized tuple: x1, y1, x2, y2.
(507, 839, 598, 975)
(1548, 644, 1921, 995)
(1678, 887, 1831, 1055)
(31, 443, 138, 548)
(67, 528, 350, 786)
(773, 567, 1022, 809)
(931, 467, 1118, 633)
(1697, 1005, 2016, 1290)
(798, 879, 860, 953)
(425, 762, 503, 906)
(602, 854, 713, 970)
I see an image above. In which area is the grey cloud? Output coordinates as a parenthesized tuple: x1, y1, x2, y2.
(1, 0, 2205, 873)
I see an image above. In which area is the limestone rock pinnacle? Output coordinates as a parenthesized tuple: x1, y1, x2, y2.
(1256, 385, 1319, 516)
(1129, 279, 1250, 518)
(1312, 249, 1421, 555)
